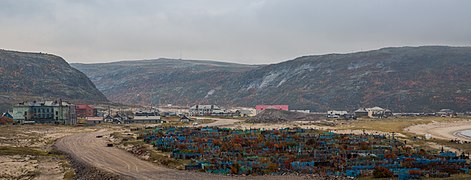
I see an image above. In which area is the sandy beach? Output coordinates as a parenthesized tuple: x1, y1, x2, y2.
(405, 119, 471, 141)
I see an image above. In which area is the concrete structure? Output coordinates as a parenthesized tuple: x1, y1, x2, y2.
(12, 100, 77, 125)
(189, 105, 224, 116)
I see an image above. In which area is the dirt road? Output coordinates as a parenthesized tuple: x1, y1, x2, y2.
(55, 130, 308, 180)
(194, 117, 244, 127)
(55, 130, 232, 180)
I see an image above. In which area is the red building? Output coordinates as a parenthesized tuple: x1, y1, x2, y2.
(255, 105, 289, 111)
(76, 104, 97, 117)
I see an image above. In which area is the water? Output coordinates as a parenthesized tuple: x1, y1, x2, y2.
(460, 129, 471, 137)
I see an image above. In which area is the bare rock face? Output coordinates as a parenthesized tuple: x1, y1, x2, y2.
(71, 59, 258, 107)
(0, 49, 108, 111)
(74, 46, 471, 112)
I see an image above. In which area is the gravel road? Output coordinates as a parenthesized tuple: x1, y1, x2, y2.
(194, 117, 244, 127)
(55, 130, 234, 180)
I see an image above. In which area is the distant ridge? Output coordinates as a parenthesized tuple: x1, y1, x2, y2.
(73, 46, 471, 112)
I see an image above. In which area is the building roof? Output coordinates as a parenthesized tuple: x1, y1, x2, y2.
(367, 107, 385, 111)
(438, 109, 454, 113)
(16, 100, 73, 107)
(76, 104, 94, 110)
(2, 112, 13, 119)
(354, 108, 368, 113)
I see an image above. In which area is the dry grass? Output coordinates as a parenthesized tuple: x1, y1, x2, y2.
(149, 150, 189, 170)
(336, 116, 471, 154)
(431, 139, 471, 154)
(0, 146, 48, 156)
(338, 117, 457, 135)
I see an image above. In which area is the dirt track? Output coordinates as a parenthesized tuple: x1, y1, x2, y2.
(55, 130, 312, 180)
(194, 117, 243, 127)
(55, 130, 233, 180)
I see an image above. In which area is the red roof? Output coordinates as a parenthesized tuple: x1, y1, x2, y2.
(255, 105, 289, 111)
(76, 104, 94, 110)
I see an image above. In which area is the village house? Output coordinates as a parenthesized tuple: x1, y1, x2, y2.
(189, 105, 225, 116)
(2, 112, 13, 119)
(104, 114, 114, 122)
(327, 110, 348, 118)
(437, 109, 456, 117)
(354, 108, 368, 117)
(367, 107, 387, 118)
(12, 100, 77, 125)
(0, 112, 14, 125)
(112, 113, 129, 124)
(76, 104, 97, 118)
(354, 107, 392, 118)
(290, 109, 311, 113)
(235, 109, 256, 117)
(86, 117, 104, 125)
(126, 110, 163, 124)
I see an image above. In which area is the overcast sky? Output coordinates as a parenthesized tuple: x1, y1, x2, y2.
(1, 0, 470, 64)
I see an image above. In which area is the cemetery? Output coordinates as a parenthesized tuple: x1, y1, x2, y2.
(143, 127, 470, 178)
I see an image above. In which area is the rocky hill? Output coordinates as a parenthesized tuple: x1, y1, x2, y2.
(73, 46, 471, 112)
(71, 59, 259, 106)
(0, 49, 108, 111)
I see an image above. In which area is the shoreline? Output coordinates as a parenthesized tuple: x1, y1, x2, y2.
(406, 119, 471, 141)
(453, 129, 471, 141)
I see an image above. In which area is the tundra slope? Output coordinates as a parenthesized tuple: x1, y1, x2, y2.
(0, 49, 108, 111)
(74, 46, 471, 112)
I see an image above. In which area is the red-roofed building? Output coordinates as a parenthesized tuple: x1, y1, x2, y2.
(255, 105, 289, 112)
(76, 104, 97, 118)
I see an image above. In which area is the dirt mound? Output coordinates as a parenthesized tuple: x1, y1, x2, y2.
(247, 109, 324, 123)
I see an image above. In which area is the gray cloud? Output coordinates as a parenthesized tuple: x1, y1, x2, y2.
(1, 0, 470, 64)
